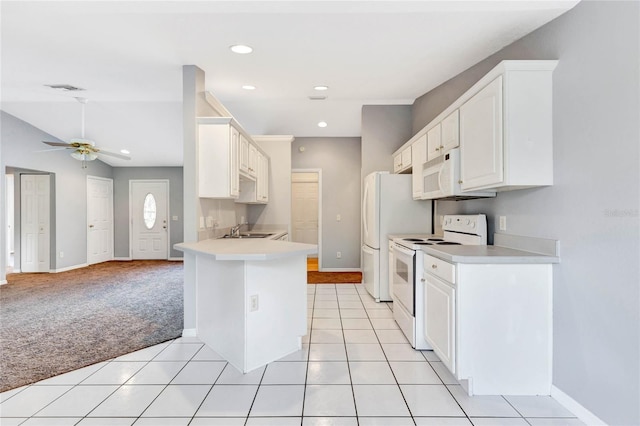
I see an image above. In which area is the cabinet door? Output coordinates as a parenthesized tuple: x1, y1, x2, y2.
(393, 153, 403, 173)
(230, 126, 240, 197)
(239, 135, 250, 174)
(411, 135, 427, 199)
(426, 124, 442, 161)
(248, 144, 258, 177)
(424, 274, 456, 374)
(441, 110, 459, 153)
(401, 146, 412, 171)
(459, 76, 503, 190)
(257, 152, 269, 203)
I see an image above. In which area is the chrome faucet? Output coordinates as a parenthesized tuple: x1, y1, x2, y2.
(230, 223, 244, 237)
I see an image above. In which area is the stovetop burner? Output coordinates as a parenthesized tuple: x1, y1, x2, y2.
(403, 238, 425, 242)
(437, 241, 462, 245)
(415, 242, 434, 245)
(427, 238, 444, 241)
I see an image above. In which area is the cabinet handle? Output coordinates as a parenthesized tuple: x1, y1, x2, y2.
(458, 180, 463, 184)
(440, 145, 444, 149)
(431, 264, 437, 269)
(435, 147, 439, 151)
(420, 278, 426, 282)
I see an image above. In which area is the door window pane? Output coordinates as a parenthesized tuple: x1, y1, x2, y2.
(143, 193, 157, 229)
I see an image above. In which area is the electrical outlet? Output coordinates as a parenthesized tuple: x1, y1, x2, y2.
(336, 214, 341, 222)
(206, 216, 214, 228)
(499, 216, 507, 231)
(336, 251, 342, 259)
(59, 251, 64, 258)
(199, 217, 205, 229)
(250, 295, 259, 312)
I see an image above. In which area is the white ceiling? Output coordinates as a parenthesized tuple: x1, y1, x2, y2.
(1, 1, 579, 167)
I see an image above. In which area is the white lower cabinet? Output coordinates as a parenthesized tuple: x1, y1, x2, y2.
(423, 253, 553, 396)
(424, 272, 456, 373)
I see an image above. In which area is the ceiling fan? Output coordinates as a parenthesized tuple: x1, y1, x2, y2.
(42, 97, 131, 168)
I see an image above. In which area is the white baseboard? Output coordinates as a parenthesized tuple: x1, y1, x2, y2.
(51, 263, 88, 273)
(113, 257, 132, 261)
(182, 328, 197, 337)
(551, 385, 607, 425)
(168, 257, 184, 262)
(319, 268, 362, 272)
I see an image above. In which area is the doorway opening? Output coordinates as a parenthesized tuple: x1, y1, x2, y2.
(291, 170, 321, 271)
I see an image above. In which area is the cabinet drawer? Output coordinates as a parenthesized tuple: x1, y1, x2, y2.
(423, 254, 455, 284)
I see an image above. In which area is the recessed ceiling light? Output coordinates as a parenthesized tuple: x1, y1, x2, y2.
(318, 121, 328, 128)
(242, 85, 256, 90)
(314, 85, 329, 91)
(120, 149, 130, 154)
(230, 44, 253, 54)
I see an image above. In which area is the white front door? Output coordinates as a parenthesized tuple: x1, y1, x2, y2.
(130, 180, 168, 260)
(291, 172, 319, 245)
(20, 174, 50, 272)
(87, 176, 113, 265)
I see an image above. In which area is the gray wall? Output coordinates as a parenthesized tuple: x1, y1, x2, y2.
(361, 105, 413, 180)
(112, 167, 184, 259)
(413, 2, 639, 424)
(292, 137, 361, 269)
(1, 111, 113, 275)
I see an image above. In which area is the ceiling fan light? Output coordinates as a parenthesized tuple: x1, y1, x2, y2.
(71, 151, 98, 161)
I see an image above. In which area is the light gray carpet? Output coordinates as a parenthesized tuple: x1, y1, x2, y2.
(0, 260, 183, 392)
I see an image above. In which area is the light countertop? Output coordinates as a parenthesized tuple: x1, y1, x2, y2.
(421, 244, 560, 264)
(174, 238, 317, 261)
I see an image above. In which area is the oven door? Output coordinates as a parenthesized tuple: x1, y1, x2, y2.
(391, 243, 415, 316)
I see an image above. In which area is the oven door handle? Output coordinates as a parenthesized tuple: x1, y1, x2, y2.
(392, 243, 416, 258)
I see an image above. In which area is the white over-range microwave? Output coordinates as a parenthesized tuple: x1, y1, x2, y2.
(421, 148, 496, 200)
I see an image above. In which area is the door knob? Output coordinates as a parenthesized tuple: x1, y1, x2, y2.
(163, 226, 167, 229)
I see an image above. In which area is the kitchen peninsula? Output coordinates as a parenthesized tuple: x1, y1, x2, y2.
(175, 238, 317, 373)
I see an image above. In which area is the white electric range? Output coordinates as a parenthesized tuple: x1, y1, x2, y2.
(390, 214, 487, 349)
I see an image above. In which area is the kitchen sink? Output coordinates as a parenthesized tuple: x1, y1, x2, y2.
(221, 232, 274, 239)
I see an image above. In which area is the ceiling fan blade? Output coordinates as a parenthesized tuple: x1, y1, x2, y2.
(35, 147, 70, 153)
(95, 149, 131, 160)
(43, 141, 73, 147)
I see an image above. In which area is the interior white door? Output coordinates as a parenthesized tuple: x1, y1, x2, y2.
(20, 174, 50, 272)
(130, 180, 168, 260)
(87, 176, 113, 265)
(6, 174, 15, 270)
(291, 172, 319, 246)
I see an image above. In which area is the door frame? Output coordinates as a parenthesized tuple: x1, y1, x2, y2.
(86, 175, 114, 265)
(291, 168, 322, 270)
(129, 179, 170, 260)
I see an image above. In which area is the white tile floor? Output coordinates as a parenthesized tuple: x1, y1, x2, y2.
(0, 283, 583, 426)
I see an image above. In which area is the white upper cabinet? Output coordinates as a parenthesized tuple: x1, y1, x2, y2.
(460, 62, 556, 191)
(393, 146, 412, 174)
(411, 134, 427, 199)
(236, 146, 269, 205)
(459, 77, 504, 190)
(393, 60, 557, 195)
(426, 123, 442, 162)
(441, 110, 460, 153)
(197, 117, 270, 203)
(198, 118, 240, 199)
(257, 152, 269, 203)
(248, 143, 258, 178)
(239, 135, 250, 175)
